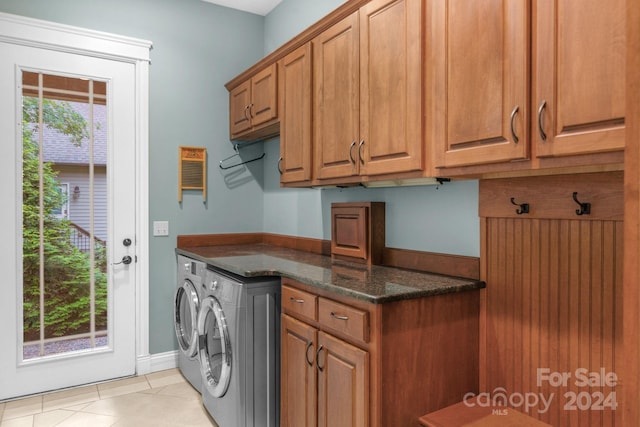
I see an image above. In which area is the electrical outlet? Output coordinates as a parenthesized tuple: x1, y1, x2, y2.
(153, 221, 169, 236)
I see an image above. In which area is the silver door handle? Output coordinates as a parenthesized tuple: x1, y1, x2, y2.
(316, 345, 325, 372)
(349, 141, 357, 164)
(537, 100, 547, 141)
(510, 106, 520, 144)
(305, 341, 314, 367)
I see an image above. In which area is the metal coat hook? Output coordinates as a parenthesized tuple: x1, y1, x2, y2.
(510, 197, 529, 215)
(572, 192, 591, 216)
(219, 144, 266, 170)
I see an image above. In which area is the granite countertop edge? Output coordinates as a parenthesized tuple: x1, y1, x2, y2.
(176, 246, 485, 304)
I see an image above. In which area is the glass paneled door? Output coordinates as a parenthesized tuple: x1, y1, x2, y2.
(0, 40, 138, 400)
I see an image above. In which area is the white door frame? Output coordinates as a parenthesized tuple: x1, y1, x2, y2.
(0, 12, 153, 375)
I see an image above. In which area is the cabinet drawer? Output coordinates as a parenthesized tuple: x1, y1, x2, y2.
(282, 285, 317, 321)
(318, 298, 369, 343)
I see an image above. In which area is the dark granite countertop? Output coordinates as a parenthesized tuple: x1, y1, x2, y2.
(176, 244, 484, 304)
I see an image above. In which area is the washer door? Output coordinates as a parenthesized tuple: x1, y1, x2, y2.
(174, 279, 200, 358)
(198, 296, 232, 398)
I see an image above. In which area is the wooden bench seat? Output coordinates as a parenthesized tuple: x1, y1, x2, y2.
(419, 397, 552, 427)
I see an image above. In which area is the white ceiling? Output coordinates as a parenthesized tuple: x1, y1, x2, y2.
(201, 0, 283, 16)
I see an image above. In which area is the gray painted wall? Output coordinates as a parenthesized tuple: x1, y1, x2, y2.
(1, 0, 480, 356)
(262, 0, 480, 256)
(0, 0, 267, 354)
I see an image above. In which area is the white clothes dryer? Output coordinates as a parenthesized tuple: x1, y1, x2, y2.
(174, 254, 206, 392)
(198, 266, 280, 427)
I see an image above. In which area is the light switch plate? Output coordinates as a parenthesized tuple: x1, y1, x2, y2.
(153, 221, 169, 236)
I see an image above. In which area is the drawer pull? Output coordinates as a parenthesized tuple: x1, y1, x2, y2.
(289, 296, 305, 304)
(330, 312, 349, 321)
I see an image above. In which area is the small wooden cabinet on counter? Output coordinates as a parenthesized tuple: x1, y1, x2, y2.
(227, 63, 278, 141)
(280, 278, 480, 427)
(428, 0, 625, 176)
(313, 0, 424, 183)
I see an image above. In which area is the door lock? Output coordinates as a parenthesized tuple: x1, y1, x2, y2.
(123, 238, 132, 247)
(113, 255, 133, 265)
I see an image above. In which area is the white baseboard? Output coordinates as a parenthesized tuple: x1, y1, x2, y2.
(136, 350, 178, 375)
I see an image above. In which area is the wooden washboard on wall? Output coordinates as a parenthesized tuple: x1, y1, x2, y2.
(178, 146, 206, 202)
(479, 172, 623, 427)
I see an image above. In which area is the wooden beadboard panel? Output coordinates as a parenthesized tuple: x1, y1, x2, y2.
(481, 217, 623, 426)
(624, 3, 640, 426)
(479, 172, 623, 220)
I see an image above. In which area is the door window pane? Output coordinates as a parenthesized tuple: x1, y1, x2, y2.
(22, 71, 109, 360)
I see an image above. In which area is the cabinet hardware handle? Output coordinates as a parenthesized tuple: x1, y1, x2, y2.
(316, 345, 325, 372)
(243, 105, 250, 121)
(305, 341, 314, 367)
(510, 106, 520, 144)
(510, 197, 529, 215)
(537, 100, 547, 141)
(358, 140, 365, 165)
(277, 157, 283, 175)
(349, 141, 357, 164)
(330, 312, 349, 321)
(248, 103, 254, 118)
(572, 192, 591, 216)
(289, 296, 305, 304)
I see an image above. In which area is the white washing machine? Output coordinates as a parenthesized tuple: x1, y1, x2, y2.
(198, 266, 280, 427)
(174, 254, 206, 392)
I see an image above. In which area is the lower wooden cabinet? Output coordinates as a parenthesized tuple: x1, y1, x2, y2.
(317, 331, 369, 427)
(280, 278, 480, 427)
(281, 314, 317, 427)
(281, 315, 369, 427)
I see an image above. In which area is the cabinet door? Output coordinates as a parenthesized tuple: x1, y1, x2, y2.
(313, 11, 360, 180)
(281, 315, 317, 427)
(279, 43, 313, 184)
(317, 331, 369, 427)
(250, 63, 278, 127)
(359, 0, 423, 176)
(534, 0, 625, 157)
(429, 0, 529, 167)
(229, 79, 252, 137)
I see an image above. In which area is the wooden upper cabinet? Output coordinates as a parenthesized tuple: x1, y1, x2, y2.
(229, 79, 252, 136)
(228, 63, 278, 141)
(279, 43, 313, 184)
(314, 0, 424, 181)
(358, 0, 423, 176)
(429, 0, 529, 168)
(313, 11, 360, 180)
(533, 0, 625, 157)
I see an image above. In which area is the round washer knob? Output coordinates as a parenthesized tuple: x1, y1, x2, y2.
(184, 263, 190, 271)
(210, 280, 218, 291)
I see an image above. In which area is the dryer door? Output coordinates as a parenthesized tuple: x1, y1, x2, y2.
(174, 279, 200, 358)
(198, 296, 232, 398)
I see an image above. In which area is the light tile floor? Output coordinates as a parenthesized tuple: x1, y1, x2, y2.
(0, 369, 218, 426)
